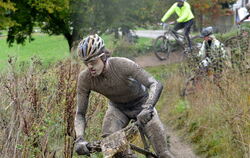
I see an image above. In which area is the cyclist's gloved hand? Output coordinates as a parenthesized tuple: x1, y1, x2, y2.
(162, 23, 168, 29)
(137, 105, 154, 125)
(75, 136, 90, 156)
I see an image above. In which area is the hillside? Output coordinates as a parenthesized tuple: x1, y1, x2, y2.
(0, 32, 249, 158)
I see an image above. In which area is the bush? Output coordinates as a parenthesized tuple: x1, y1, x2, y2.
(158, 65, 250, 158)
(112, 39, 139, 59)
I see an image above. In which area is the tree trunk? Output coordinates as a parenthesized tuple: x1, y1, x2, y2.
(114, 28, 119, 39)
(64, 29, 81, 54)
(64, 33, 73, 52)
(121, 26, 133, 43)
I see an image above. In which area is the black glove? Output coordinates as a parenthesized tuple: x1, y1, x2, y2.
(137, 106, 154, 125)
(75, 136, 90, 156)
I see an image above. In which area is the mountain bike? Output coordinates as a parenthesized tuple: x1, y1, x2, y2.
(180, 58, 227, 97)
(180, 66, 211, 97)
(86, 121, 159, 158)
(153, 23, 201, 60)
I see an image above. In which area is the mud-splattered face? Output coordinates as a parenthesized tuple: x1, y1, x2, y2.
(85, 57, 104, 77)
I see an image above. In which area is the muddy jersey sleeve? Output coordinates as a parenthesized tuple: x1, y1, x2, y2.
(74, 70, 90, 138)
(116, 58, 163, 108)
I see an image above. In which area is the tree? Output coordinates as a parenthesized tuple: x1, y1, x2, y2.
(7, 0, 80, 50)
(189, 0, 236, 29)
(0, 0, 16, 29)
(6, 0, 160, 50)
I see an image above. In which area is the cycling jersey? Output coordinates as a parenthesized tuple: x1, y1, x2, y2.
(75, 57, 175, 158)
(161, 2, 194, 23)
(75, 57, 163, 137)
(77, 57, 162, 106)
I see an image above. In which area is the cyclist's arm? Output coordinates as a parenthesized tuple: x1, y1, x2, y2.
(177, 3, 191, 22)
(119, 58, 163, 108)
(74, 71, 90, 138)
(198, 41, 206, 58)
(161, 3, 176, 22)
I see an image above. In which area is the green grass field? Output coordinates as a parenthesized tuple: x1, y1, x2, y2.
(0, 34, 70, 71)
(0, 33, 153, 72)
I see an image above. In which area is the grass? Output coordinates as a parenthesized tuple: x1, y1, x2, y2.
(155, 64, 250, 158)
(144, 60, 250, 158)
(0, 33, 153, 72)
(0, 34, 70, 71)
(1, 25, 240, 73)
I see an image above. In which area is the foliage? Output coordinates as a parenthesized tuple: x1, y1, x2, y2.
(112, 40, 139, 59)
(190, 0, 236, 15)
(0, 57, 82, 157)
(4, 0, 160, 50)
(189, 0, 236, 28)
(111, 37, 153, 59)
(0, 0, 16, 29)
(2, 0, 238, 49)
(7, 0, 75, 49)
(222, 29, 250, 73)
(155, 58, 250, 157)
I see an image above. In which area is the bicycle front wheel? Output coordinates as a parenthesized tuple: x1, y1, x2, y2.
(154, 35, 171, 60)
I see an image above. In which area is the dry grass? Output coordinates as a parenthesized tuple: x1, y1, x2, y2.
(160, 69, 250, 158)
(0, 57, 72, 157)
(0, 56, 109, 158)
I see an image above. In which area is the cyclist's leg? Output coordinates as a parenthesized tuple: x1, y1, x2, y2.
(102, 105, 129, 137)
(184, 19, 194, 49)
(102, 104, 137, 158)
(143, 109, 175, 158)
(173, 22, 185, 38)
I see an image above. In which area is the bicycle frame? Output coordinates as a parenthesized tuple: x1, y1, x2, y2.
(87, 121, 158, 158)
(163, 24, 185, 43)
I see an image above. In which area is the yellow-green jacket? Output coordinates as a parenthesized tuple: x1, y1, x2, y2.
(161, 2, 194, 23)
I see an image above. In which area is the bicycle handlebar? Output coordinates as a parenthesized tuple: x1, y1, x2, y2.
(85, 120, 158, 157)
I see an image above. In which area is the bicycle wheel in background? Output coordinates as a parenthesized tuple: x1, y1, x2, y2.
(153, 35, 171, 60)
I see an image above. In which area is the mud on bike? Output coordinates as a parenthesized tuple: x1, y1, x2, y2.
(85, 120, 160, 158)
(153, 23, 201, 61)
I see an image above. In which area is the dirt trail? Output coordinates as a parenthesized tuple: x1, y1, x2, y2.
(135, 53, 199, 158)
(165, 127, 199, 158)
(134, 52, 185, 68)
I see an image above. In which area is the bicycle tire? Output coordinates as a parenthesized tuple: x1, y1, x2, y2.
(153, 35, 171, 60)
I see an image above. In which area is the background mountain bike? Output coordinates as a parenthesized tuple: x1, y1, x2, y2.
(180, 66, 211, 97)
(86, 120, 160, 158)
(180, 60, 226, 97)
(153, 23, 201, 60)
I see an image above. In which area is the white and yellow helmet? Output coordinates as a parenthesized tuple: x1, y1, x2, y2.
(78, 34, 105, 61)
